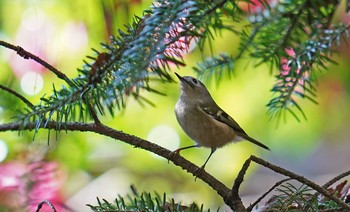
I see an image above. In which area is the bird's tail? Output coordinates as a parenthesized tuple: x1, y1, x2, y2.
(241, 135, 270, 151)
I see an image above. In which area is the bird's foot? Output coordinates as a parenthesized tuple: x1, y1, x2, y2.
(168, 149, 181, 164)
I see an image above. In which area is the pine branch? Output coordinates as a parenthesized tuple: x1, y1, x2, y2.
(10, 0, 241, 133)
(1, 1, 350, 210)
(87, 188, 204, 211)
(232, 155, 350, 211)
(193, 53, 234, 84)
(247, 178, 292, 211)
(0, 40, 73, 86)
(239, 0, 340, 68)
(267, 23, 350, 121)
(0, 120, 235, 209)
(0, 84, 34, 109)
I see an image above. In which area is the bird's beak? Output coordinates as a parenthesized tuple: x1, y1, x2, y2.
(175, 72, 183, 81)
(174, 72, 194, 89)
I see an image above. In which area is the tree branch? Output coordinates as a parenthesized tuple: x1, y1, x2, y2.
(234, 156, 350, 210)
(0, 84, 34, 109)
(322, 170, 350, 189)
(247, 178, 292, 211)
(0, 40, 74, 87)
(0, 120, 235, 208)
(35, 200, 57, 212)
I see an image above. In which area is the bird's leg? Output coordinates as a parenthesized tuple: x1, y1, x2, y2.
(194, 147, 217, 181)
(168, 145, 199, 163)
(174, 145, 199, 154)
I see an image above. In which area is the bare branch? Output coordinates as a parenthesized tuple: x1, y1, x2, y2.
(36, 200, 57, 212)
(245, 156, 350, 210)
(247, 178, 292, 211)
(0, 84, 34, 109)
(322, 170, 350, 189)
(0, 120, 235, 208)
(0, 40, 74, 86)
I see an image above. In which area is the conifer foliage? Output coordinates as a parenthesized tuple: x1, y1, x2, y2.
(5, 0, 348, 129)
(10, 1, 347, 131)
(1, 0, 350, 211)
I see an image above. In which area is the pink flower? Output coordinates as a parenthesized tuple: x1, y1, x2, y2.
(280, 47, 298, 76)
(0, 162, 27, 208)
(278, 47, 310, 96)
(285, 47, 296, 58)
(0, 160, 66, 211)
(281, 58, 291, 75)
(239, 0, 276, 14)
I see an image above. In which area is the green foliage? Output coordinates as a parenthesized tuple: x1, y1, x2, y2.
(194, 54, 234, 85)
(266, 182, 317, 211)
(238, 0, 337, 65)
(265, 181, 350, 211)
(15, 0, 241, 132)
(266, 23, 350, 122)
(238, 0, 349, 121)
(9, 0, 350, 131)
(86, 190, 205, 212)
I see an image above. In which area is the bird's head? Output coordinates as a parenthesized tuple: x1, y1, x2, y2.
(175, 72, 212, 103)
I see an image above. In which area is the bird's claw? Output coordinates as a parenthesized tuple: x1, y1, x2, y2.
(168, 149, 180, 164)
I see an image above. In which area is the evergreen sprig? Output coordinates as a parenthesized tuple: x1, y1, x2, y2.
(10, 0, 350, 129)
(194, 54, 234, 84)
(267, 23, 350, 121)
(86, 191, 205, 212)
(237, 0, 349, 121)
(16, 0, 238, 131)
(238, 0, 338, 66)
(266, 180, 350, 211)
(267, 182, 317, 211)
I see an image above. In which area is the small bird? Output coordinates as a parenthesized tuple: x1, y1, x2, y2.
(173, 72, 270, 177)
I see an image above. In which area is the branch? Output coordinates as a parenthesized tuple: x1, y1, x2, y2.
(233, 155, 350, 210)
(36, 200, 57, 212)
(247, 178, 292, 211)
(0, 84, 34, 109)
(308, 169, 350, 204)
(322, 170, 350, 189)
(0, 120, 234, 208)
(0, 40, 74, 87)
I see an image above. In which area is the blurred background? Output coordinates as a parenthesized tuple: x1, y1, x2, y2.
(0, 0, 350, 211)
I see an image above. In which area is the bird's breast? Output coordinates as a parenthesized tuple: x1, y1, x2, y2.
(175, 101, 237, 148)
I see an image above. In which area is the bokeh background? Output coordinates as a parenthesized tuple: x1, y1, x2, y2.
(0, 0, 350, 211)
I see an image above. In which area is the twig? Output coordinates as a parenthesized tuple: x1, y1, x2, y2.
(36, 200, 57, 212)
(248, 156, 350, 210)
(305, 169, 350, 211)
(247, 178, 292, 211)
(231, 156, 251, 212)
(322, 170, 350, 189)
(0, 40, 74, 87)
(204, 0, 229, 15)
(0, 84, 34, 108)
(82, 94, 101, 124)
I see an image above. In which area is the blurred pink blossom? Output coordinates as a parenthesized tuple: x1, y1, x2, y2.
(0, 162, 27, 208)
(0, 160, 66, 211)
(279, 47, 309, 95)
(280, 47, 300, 75)
(239, 0, 276, 14)
(285, 47, 296, 58)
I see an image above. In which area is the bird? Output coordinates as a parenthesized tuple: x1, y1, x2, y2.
(173, 72, 270, 177)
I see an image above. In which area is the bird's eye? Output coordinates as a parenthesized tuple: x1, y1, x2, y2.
(192, 78, 198, 84)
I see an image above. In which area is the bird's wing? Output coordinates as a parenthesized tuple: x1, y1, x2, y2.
(201, 106, 248, 136)
(202, 106, 270, 150)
